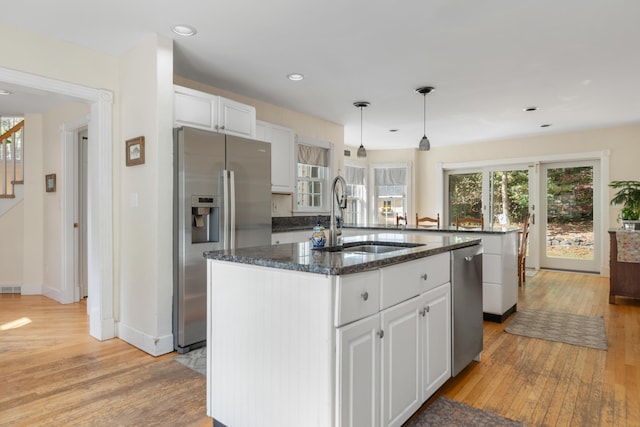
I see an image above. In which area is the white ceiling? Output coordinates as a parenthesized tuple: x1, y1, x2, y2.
(2, 0, 640, 150)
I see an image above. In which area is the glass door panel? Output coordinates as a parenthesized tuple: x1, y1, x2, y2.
(447, 172, 482, 227)
(540, 161, 600, 273)
(489, 170, 530, 227)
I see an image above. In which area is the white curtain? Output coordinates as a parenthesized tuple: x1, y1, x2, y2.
(345, 165, 366, 185)
(298, 144, 329, 167)
(374, 167, 406, 186)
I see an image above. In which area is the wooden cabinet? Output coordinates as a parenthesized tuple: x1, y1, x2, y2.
(257, 120, 296, 193)
(609, 230, 640, 303)
(173, 85, 256, 138)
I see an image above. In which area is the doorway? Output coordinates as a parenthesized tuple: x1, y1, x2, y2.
(76, 128, 88, 300)
(539, 160, 600, 273)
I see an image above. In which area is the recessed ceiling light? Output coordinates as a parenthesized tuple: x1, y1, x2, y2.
(171, 25, 197, 36)
(389, 128, 399, 133)
(524, 106, 539, 112)
(0, 89, 11, 96)
(540, 124, 552, 128)
(287, 73, 304, 81)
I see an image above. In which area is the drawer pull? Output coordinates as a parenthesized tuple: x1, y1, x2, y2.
(421, 273, 428, 280)
(361, 291, 369, 301)
(377, 330, 384, 339)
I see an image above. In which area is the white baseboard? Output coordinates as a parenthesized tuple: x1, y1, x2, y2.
(117, 322, 174, 356)
(42, 285, 64, 302)
(20, 283, 43, 295)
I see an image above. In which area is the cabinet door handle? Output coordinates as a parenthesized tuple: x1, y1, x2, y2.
(377, 330, 384, 339)
(420, 306, 430, 316)
(361, 291, 369, 301)
(421, 273, 428, 280)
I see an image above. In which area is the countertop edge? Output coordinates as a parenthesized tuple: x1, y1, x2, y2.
(205, 239, 481, 275)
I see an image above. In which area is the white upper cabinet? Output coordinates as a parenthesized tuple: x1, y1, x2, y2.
(218, 96, 256, 138)
(256, 120, 296, 193)
(174, 85, 217, 130)
(173, 85, 256, 138)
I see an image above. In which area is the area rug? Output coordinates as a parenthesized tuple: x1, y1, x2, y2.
(505, 309, 607, 350)
(174, 347, 206, 376)
(406, 396, 524, 426)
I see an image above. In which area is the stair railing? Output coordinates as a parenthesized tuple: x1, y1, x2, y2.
(0, 120, 24, 198)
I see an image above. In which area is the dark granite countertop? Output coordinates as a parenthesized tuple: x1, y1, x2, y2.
(342, 224, 522, 234)
(272, 217, 521, 235)
(204, 232, 481, 275)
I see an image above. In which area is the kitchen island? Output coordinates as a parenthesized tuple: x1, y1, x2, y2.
(342, 224, 520, 322)
(204, 233, 481, 427)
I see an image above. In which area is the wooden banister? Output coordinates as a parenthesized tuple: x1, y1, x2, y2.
(0, 120, 24, 143)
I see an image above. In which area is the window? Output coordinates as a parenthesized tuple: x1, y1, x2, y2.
(371, 164, 410, 225)
(344, 164, 367, 224)
(296, 140, 331, 212)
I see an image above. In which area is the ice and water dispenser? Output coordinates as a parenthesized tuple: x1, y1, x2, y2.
(191, 195, 220, 244)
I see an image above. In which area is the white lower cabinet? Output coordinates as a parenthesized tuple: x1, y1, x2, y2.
(381, 297, 422, 427)
(336, 315, 381, 427)
(337, 282, 451, 427)
(419, 283, 452, 400)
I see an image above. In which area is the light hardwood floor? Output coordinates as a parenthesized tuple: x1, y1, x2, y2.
(0, 270, 638, 426)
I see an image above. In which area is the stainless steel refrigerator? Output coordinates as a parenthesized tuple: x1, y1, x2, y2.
(173, 126, 271, 353)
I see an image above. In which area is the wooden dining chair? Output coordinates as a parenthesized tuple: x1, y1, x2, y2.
(396, 213, 408, 226)
(518, 213, 531, 286)
(455, 214, 484, 230)
(416, 213, 440, 229)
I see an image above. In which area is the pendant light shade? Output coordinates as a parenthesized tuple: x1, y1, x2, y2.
(415, 86, 435, 151)
(354, 101, 370, 158)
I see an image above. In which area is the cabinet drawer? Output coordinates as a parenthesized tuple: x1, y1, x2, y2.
(335, 270, 380, 327)
(380, 253, 450, 311)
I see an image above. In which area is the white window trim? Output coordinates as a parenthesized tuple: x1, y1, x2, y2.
(294, 136, 333, 214)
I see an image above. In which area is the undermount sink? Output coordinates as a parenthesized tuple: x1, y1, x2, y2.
(317, 241, 425, 254)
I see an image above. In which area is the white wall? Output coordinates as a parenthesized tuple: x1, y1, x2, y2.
(22, 114, 44, 293)
(0, 201, 23, 285)
(117, 34, 174, 356)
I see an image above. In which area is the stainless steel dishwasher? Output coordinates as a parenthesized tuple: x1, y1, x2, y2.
(451, 245, 483, 376)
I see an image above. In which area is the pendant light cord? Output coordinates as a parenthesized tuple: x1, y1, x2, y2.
(423, 93, 426, 136)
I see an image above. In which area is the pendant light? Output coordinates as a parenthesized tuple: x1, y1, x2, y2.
(354, 101, 370, 158)
(415, 86, 435, 151)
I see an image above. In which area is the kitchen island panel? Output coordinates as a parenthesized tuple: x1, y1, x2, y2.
(208, 261, 334, 427)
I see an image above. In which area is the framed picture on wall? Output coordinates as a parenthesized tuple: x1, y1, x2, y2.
(126, 136, 145, 166)
(45, 174, 56, 192)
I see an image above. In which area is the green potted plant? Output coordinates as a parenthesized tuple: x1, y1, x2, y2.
(609, 180, 640, 227)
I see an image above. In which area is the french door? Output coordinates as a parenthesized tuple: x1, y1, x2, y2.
(539, 160, 600, 273)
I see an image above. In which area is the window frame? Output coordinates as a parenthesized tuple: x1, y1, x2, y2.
(369, 162, 412, 225)
(294, 137, 333, 214)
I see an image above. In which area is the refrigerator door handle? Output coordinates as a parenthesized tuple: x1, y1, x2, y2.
(222, 170, 230, 249)
(228, 170, 236, 249)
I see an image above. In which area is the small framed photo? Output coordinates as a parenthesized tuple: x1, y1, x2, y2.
(125, 136, 145, 167)
(45, 174, 56, 192)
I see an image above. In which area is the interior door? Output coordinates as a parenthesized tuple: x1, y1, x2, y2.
(540, 160, 600, 273)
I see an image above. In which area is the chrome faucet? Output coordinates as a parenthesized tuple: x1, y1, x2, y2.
(329, 175, 347, 247)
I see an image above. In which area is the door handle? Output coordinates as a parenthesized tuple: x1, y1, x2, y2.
(74, 223, 79, 228)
